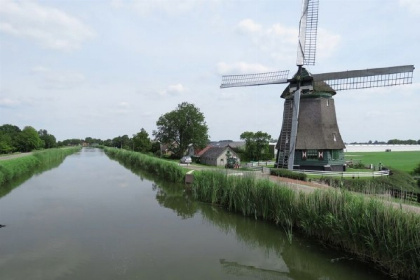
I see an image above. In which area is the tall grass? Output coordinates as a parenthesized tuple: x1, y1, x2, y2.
(103, 147, 186, 183)
(0, 147, 81, 186)
(192, 170, 420, 279)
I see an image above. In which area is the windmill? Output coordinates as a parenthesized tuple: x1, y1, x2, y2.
(220, 0, 414, 171)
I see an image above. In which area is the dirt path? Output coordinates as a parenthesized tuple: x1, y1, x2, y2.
(0, 152, 33, 161)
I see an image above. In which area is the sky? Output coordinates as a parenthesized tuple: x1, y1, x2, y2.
(1, 0, 419, 143)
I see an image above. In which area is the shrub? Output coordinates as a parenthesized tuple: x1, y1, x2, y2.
(270, 168, 307, 181)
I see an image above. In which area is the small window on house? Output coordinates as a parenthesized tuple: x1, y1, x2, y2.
(306, 149, 318, 160)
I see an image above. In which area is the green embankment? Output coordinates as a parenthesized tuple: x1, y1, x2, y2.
(0, 147, 81, 186)
(192, 170, 420, 280)
(102, 148, 420, 279)
(103, 147, 186, 183)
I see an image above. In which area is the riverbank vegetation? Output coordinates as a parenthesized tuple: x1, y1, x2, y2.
(0, 147, 81, 186)
(103, 147, 186, 183)
(191, 170, 420, 280)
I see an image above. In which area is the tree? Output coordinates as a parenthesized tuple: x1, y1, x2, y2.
(58, 138, 83, 146)
(0, 124, 21, 153)
(0, 133, 14, 154)
(38, 129, 57, 149)
(240, 131, 272, 161)
(112, 135, 131, 149)
(16, 126, 44, 152)
(153, 102, 209, 158)
(132, 128, 152, 153)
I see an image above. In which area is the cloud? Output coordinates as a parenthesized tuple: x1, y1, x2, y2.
(399, 0, 420, 14)
(316, 28, 341, 60)
(235, 19, 297, 62)
(234, 19, 339, 64)
(158, 83, 187, 96)
(0, 0, 94, 51)
(112, 102, 131, 115)
(112, 0, 220, 16)
(31, 66, 86, 90)
(236, 19, 262, 33)
(0, 97, 21, 108)
(216, 62, 273, 75)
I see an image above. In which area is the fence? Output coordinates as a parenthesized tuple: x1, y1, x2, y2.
(244, 161, 274, 171)
(388, 189, 420, 203)
(295, 170, 390, 178)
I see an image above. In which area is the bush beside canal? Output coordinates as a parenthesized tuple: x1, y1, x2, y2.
(191, 170, 420, 280)
(0, 147, 81, 186)
(103, 147, 186, 183)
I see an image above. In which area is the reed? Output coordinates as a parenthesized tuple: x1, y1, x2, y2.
(103, 147, 185, 183)
(0, 147, 81, 186)
(192, 170, 420, 279)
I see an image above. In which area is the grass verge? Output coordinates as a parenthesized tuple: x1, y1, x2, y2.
(103, 147, 186, 183)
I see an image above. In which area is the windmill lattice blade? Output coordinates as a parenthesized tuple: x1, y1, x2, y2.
(296, 0, 319, 66)
(312, 65, 414, 91)
(220, 70, 289, 88)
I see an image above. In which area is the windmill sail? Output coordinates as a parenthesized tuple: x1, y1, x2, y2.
(313, 65, 414, 91)
(220, 70, 289, 88)
(297, 0, 319, 66)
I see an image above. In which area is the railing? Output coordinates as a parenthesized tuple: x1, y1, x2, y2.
(294, 169, 390, 178)
(388, 189, 420, 203)
(244, 161, 274, 167)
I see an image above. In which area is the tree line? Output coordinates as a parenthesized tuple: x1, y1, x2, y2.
(0, 101, 272, 161)
(349, 139, 420, 145)
(0, 124, 56, 153)
(0, 102, 210, 158)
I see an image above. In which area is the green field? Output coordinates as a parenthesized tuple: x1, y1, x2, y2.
(344, 151, 420, 173)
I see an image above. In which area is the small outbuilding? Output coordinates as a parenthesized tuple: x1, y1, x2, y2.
(198, 146, 240, 167)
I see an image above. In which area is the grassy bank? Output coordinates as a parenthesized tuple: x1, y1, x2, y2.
(103, 147, 186, 183)
(192, 170, 420, 279)
(0, 147, 81, 186)
(345, 151, 420, 173)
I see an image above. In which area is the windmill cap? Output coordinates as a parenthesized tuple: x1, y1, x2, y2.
(281, 67, 336, 99)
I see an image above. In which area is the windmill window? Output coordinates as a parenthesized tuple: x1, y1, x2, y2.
(333, 133, 337, 142)
(306, 149, 318, 160)
(327, 99, 329, 106)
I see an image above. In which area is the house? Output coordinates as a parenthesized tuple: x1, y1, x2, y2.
(198, 145, 240, 167)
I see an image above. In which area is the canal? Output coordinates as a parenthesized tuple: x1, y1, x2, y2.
(0, 148, 388, 279)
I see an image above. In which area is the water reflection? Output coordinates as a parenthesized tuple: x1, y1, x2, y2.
(108, 154, 388, 280)
(0, 149, 389, 280)
(0, 150, 81, 199)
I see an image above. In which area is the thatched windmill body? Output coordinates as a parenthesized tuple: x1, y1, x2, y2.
(220, 0, 414, 171)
